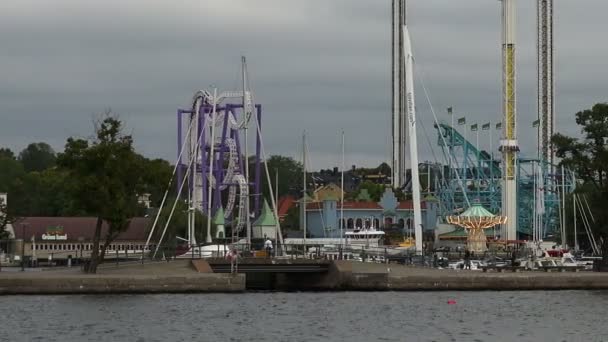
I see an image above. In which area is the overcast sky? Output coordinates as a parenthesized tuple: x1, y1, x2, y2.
(1, 0, 606, 169)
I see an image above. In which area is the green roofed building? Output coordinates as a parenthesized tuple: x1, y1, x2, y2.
(213, 207, 226, 239)
(253, 200, 278, 239)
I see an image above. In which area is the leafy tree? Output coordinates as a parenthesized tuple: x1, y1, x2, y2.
(353, 181, 385, 202)
(140, 157, 175, 207)
(552, 103, 608, 262)
(0, 197, 14, 240)
(0, 148, 15, 160)
(252, 155, 303, 200)
(282, 205, 300, 230)
(149, 198, 217, 257)
(18, 142, 56, 173)
(58, 115, 144, 273)
(0, 151, 25, 193)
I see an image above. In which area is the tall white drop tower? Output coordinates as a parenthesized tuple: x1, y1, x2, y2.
(500, 0, 519, 241)
(391, 0, 406, 188)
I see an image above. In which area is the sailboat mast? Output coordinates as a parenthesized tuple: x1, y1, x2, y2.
(340, 130, 345, 248)
(403, 25, 423, 254)
(303, 131, 307, 252)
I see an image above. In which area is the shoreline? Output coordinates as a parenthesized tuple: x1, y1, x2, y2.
(2, 260, 608, 294)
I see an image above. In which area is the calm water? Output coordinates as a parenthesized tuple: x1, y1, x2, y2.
(1, 291, 606, 342)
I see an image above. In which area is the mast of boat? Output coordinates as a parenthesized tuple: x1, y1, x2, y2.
(340, 130, 345, 250)
(573, 175, 578, 251)
(403, 24, 423, 254)
(561, 165, 566, 248)
(302, 131, 307, 253)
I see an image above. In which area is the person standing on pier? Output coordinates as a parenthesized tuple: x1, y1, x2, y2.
(264, 237, 273, 258)
(464, 250, 471, 270)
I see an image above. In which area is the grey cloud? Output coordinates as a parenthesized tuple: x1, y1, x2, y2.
(0, 0, 606, 170)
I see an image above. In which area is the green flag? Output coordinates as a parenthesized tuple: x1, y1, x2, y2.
(447, 107, 453, 115)
(496, 122, 502, 130)
(532, 119, 540, 128)
(471, 124, 478, 132)
(482, 122, 491, 131)
(458, 117, 466, 125)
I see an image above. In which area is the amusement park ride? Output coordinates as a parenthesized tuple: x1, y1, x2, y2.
(146, 0, 571, 255)
(146, 58, 283, 256)
(392, 0, 571, 247)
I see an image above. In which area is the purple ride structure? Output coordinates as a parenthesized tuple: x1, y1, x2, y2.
(176, 88, 263, 246)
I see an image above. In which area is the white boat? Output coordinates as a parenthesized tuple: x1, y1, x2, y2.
(449, 259, 486, 271)
(175, 244, 231, 259)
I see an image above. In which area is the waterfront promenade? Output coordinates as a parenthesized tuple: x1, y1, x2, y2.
(2, 260, 608, 294)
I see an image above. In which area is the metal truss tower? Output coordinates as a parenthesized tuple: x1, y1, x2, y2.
(537, 0, 555, 168)
(392, 0, 406, 188)
(500, 0, 519, 241)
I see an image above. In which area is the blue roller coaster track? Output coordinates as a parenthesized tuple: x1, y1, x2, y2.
(433, 122, 573, 238)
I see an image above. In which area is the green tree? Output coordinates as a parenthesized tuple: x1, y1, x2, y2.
(0, 197, 14, 240)
(552, 103, 608, 262)
(18, 142, 56, 173)
(0, 150, 25, 194)
(149, 199, 217, 257)
(140, 157, 175, 208)
(0, 148, 15, 160)
(282, 205, 300, 230)
(58, 115, 144, 273)
(252, 155, 303, 200)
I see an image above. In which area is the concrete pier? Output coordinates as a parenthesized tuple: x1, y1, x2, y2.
(2, 260, 608, 294)
(0, 260, 244, 295)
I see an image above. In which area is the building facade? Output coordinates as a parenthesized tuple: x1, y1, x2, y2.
(300, 188, 439, 238)
(10, 217, 153, 264)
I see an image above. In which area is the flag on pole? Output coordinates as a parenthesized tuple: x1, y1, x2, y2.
(447, 107, 453, 115)
(532, 119, 540, 128)
(471, 124, 478, 132)
(457, 117, 466, 125)
(496, 122, 502, 130)
(482, 122, 491, 130)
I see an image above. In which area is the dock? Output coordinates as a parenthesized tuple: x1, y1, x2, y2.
(3, 259, 608, 294)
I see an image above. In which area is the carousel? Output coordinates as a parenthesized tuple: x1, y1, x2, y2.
(446, 202, 507, 253)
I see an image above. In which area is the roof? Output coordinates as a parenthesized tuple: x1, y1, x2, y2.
(306, 200, 427, 210)
(13, 217, 152, 241)
(277, 195, 297, 218)
(253, 200, 277, 227)
(459, 202, 495, 217)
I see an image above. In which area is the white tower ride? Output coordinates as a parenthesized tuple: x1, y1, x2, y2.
(500, 0, 519, 241)
(403, 25, 423, 253)
(537, 0, 555, 168)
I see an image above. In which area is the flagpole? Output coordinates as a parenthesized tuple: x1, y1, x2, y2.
(476, 126, 480, 200)
(490, 124, 493, 194)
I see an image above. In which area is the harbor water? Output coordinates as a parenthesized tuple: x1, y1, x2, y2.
(2, 291, 606, 342)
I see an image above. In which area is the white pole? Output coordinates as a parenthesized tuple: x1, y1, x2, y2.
(243, 56, 252, 248)
(303, 131, 307, 253)
(205, 88, 218, 244)
(561, 165, 567, 248)
(340, 130, 345, 248)
(403, 25, 423, 254)
(573, 187, 578, 251)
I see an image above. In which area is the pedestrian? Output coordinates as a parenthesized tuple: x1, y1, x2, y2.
(264, 238, 273, 258)
(464, 249, 471, 270)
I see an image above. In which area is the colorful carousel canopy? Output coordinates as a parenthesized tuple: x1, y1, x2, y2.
(446, 202, 507, 229)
